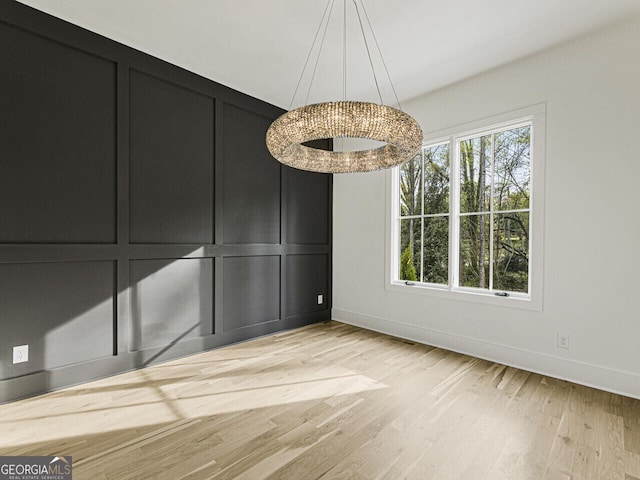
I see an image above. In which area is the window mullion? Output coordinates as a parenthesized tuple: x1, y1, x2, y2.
(419, 148, 425, 283)
(450, 137, 459, 289)
(488, 132, 495, 291)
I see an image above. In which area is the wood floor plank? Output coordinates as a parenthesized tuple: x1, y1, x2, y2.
(626, 451, 640, 478)
(623, 396, 640, 455)
(0, 320, 638, 480)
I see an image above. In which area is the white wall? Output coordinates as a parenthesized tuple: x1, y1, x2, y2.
(332, 15, 640, 399)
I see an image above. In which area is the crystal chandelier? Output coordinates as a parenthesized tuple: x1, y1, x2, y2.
(266, 0, 423, 174)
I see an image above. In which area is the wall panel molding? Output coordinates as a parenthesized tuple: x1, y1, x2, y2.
(0, 0, 332, 404)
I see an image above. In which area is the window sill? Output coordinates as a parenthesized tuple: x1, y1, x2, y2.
(386, 280, 542, 311)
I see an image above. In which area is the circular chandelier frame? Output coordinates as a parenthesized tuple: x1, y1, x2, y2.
(267, 101, 423, 173)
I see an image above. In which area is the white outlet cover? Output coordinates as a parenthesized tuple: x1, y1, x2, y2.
(557, 334, 569, 349)
(13, 345, 29, 364)
(317, 294, 323, 305)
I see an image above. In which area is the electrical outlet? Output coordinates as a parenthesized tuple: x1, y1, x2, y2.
(557, 334, 569, 349)
(13, 345, 29, 364)
(317, 294, 323, 305)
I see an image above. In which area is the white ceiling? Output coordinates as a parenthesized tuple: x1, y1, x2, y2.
(17, 0, 640, 109)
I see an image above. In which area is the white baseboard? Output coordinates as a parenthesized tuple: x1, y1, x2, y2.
(332, 308, 640, 400)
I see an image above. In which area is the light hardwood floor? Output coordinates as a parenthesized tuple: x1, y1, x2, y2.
(1, 321, 639, 480)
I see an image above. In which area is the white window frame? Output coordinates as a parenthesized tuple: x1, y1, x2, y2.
(386, 104, 545, 311)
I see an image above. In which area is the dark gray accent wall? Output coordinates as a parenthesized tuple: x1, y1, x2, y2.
(0, 21, 117, 244)
(287, 169, 331, 245)
(223, 256, 281, 330)
(0, 1, 332, 403)
(129, 70, 215, 244)
(287, 254, 330, 316)
(222, 104, 281, 245)
(0, 261, 115, 378)
(129, 258, 214, 350)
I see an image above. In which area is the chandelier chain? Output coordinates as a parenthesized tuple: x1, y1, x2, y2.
(359, 0, 403, 110)
(288, 0, 333, 110)
(343, 0, 347, 102)
(352, 0, 383, 105)
(305, 0, 336, 105)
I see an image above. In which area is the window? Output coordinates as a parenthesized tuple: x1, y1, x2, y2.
(389, 105, 545, 308)
(398, 143, 450, 285)
(458, 124, 531, 293)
